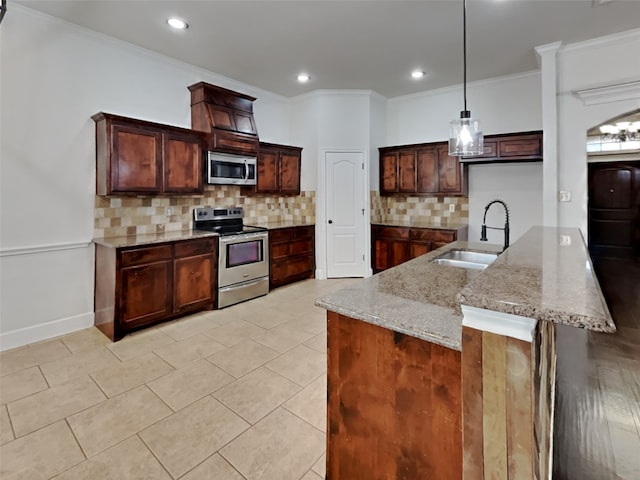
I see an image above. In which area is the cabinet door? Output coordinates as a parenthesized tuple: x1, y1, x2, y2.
(112, 124, 162, 193)
(390, 239, 410, 267)
(398, 151, 417, 193)
(416, 148, 438, 194)
(410, 241, 431, 259)
(163, 131, 203, 193)
(257, 148, 279, 193)
(374, 237, 391, 272)
(437, 146, 464, 194)
(174, 253, 214, 314)
(233, 111, 258, 135)
(207, 105, 237, 131)
(279, 150, 302, 194)
(380, 152, 398, 194)
(120, 260, 172, 330)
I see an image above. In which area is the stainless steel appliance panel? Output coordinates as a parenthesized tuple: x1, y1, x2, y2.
(218, 231, 269, 288)
(207, 152, 257, 186)
(218, 277, 269, 308)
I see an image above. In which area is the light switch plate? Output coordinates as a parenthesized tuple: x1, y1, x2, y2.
(559, 191, 571, 202)
(560, 235, 572, 246)
(449, 204, 456, 212)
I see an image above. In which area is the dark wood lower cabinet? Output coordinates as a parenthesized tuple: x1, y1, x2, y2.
(372, 224, 467, 273)
(95, 237, 217, 341)
(269, 225, 315, 289)
(327, 311, 462, 479)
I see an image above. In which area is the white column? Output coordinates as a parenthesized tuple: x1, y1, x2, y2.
(535, 42, 562, 228)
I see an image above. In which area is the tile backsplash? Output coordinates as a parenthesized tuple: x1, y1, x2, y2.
(370, 191, 469, 225)
(94, 187, 315, 238)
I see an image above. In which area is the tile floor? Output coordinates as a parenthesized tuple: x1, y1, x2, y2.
(0, 278, 358, 480)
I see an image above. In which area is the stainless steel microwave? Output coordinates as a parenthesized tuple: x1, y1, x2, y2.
(207, 152, 257, 186)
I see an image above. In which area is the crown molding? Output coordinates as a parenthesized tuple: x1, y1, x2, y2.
(573, 80, 640, 106)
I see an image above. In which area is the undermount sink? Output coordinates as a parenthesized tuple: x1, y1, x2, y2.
(430, 249, 498, 270)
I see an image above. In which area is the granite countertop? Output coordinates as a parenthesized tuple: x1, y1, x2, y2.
(256, 220, 315, 230)
(316, 226, 615, 350)
(372, 219, 469, 231)
(93, 230, 218, 248)
(315, 241, 502, 351)
(458, 226, 615, 332)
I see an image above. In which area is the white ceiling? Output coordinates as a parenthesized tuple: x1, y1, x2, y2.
(12, 0, 640, 98)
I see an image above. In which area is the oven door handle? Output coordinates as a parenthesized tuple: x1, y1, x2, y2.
(219, 277, 268, 293)
(219, 232, 268, 245)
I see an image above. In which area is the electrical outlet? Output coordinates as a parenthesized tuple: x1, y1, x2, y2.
(560, 235, 572, 246)
(166, 208, 172, 215)
(559, 191, 571, 202)
(449, 204, 456, 212)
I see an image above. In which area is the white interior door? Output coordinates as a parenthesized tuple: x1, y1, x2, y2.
(325, 151, 366, 278)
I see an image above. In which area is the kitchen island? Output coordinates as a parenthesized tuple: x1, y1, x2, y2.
(316, 226, 614, 480)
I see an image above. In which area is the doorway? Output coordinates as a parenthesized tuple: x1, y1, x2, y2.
(588, 161, 640, 260)
(324, 151, 367, 278)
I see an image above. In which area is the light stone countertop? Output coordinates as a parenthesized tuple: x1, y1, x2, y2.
(93, 230, 218, 248)
(315, 241, 502, 351)
(257, 221, 315, 230)
(458, 226, 615, 332)
(316, 226, 615, 351)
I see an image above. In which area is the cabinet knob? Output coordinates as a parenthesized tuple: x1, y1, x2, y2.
(328, 220, 333, 224)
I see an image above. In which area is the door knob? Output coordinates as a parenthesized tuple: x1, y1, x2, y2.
(328, 220, 333, 224)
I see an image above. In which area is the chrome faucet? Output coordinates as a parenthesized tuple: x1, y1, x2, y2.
(480, 199, 510, 251)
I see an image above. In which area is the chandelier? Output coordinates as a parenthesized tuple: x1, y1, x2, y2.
(599, 121, 640, 142)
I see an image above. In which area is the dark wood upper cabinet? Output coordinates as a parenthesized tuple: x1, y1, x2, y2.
(92, 112, 205, 196)
(244, 142, 302, 196)
(460, 131, 543, 164)
(379, 142, 467, 196)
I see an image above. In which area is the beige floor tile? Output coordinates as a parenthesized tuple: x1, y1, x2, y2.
(0, 366, 48, 405)
(205, 320, 267, 347)
(251, 324, 315, 354)
(8, 376, 106, 438)
(52, 435, 171, 480)
(220, 407, 325, 480)
(0, 420, 85, 479)
(153, 334, 226, 368)
(312, 453, 326, 477)
(303, 333, 327, 353)
(60, 328, 111, 353)
(3, 467, 47, 480)
(40, 346, 121, 386)
(140, 396, 250, 479)
(67, 385, 171, 457)
(214, 367, 302, 424)
(265, 345, 326, 386)
(147, 359, 234, 411)
(106, 329, 175, 362)
(1, 405, 14, 445)
(206, 339, 279, 378)
(90, 352, 174, 397)
(181, 453, 244, 480)
(283, 375, 327, 431)
(241, 305, 297, 329)
(281, 315, 326, 336)
(301, 471, 323, 480)
(0, 340, 71, 377)
(157, 313, 220, 341)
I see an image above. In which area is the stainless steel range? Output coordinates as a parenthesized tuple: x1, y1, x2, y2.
(193, 207, 269, 308)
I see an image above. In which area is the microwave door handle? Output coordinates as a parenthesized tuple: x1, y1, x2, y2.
(244, 160, 249, 181)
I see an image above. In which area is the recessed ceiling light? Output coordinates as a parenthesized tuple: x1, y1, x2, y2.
(297, 73, 311, 83)
(411, 70, 426, 79)
(167, 17, 188, 30)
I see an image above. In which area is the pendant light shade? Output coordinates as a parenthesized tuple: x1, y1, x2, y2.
(448, 0, 483, 156)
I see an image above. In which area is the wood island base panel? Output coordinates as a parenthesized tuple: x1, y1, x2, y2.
(326, 311, 462, 479)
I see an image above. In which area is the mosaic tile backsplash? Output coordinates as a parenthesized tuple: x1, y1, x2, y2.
(94, 187, 315, 238)
(370, 191, 469, 225)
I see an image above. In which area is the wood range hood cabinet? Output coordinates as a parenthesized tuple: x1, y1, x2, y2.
(188, 82, 259, 156)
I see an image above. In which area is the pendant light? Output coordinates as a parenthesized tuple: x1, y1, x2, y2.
(448, 0, 483, 156)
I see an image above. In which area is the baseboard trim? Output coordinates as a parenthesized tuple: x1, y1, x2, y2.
(315, 268, 327, 280)
(0, 312, 95, 351)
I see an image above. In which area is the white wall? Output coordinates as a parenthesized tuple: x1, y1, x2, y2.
(555, 30, 640, 235)
(386, 72, 543, 243)
(0, 6, 290, 349)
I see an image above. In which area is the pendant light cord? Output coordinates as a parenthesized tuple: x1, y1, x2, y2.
(463, 0, 467, 113)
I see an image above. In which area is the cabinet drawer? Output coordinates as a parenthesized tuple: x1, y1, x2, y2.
(271, 255, 314, 280)
(410, 228, 456, 243)
(120, 245, 172, 267)
(212, 130, 258, 155)
(269, 228, 295, 243)
(372, 226, 410, 239)
(499, 137, 541, 157)
(293, 226, 314, 239)
(174, 238, 215, 258)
